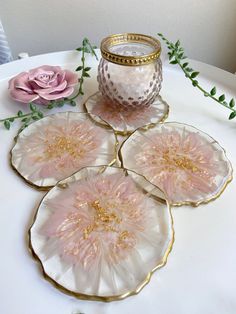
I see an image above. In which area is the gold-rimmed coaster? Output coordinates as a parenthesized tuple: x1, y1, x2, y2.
(29, 165, 174, 301)
(11, 112, 118, 190)
(119, 122, 233, 207)
(84, 92, 169, 136)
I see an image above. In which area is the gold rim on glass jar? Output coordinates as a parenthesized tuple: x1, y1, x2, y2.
(100, 33, 161, 66)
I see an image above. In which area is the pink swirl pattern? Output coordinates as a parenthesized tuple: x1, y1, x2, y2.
(12, 114, 108, 183)
(30, 167, 173, 297)
(41, 173, 147, 268)
(121, 124, 232, 205)
(91, 95, 158, 129)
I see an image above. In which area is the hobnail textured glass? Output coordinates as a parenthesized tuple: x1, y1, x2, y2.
(97, 34, 162, 110)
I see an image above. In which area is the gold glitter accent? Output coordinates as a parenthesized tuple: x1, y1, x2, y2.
(44, 136, 83, 159)
(162, 151, 199, 173)
(119, 230, 129, 240)
(83, 200, 122, 239)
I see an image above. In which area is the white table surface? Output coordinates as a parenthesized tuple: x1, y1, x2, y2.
(0, 50, 236, 314)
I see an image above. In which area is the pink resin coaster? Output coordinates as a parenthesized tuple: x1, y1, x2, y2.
(29, 166, 173, 301)
(119, 122, 233, 206)
(84, 92, 169, 136)
(11, 112, 118, 189)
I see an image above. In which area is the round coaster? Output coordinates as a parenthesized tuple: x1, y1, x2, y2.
(29, 166, 174, 301)
(119, 122, 233, 206)
(83, 91, 169, 136)
(11, 112, 118, 190)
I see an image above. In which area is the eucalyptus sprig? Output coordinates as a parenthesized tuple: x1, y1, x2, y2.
(158, 33, 236, 120)
(0, 37, 98, 131)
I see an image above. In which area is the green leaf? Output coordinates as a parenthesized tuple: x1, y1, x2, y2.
(219, 94, 225, 102)
(182, 62, 188, 68)
(76, 66, 83, 71)
(210, 87, 216, 96)
(178, 52, 184, 59)
(168, 52, 174, 60)
(170, 60, 178, 64)
(157, 33, 163, 37)
(4, 120, 10, 130)
(83, 47, 90, 53)
(229, 98, 235, 108)
(37, 111, 44, 118)
(47, 104, 54, 109)
(17, 110, 23, 117)
(30, 103, 37, 111)
(191, 72, 200, 78)
(82, 72, 90, 77)
(186, 67, 194, 72)
(70, 100, 76, 106)
(83, 38, 89, 46)
(32, 115, 40, 120)
(175, 40, 180, 48)
(57, 101, 64, 107)
(9, 117, 14, 122)
(21, 117, 31, 123)
(192, 80, 198, 87)
(76, 47, 82, 51)
(84, 67, 91, 71)
(229, 111, 236, 120)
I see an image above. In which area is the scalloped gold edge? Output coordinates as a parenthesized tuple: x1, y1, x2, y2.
(101, 33, 161, 66)
(28, 165, 175, 302)
(118, 121, 233, 207)
(10, 111, 119, 191)
(83, 92, 170, 136)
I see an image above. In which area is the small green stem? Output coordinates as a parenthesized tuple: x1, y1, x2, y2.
(0, 112, 31, 122)
(87, 40, 98, 60)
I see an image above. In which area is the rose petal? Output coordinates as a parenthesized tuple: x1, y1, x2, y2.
(33, 97, 51, 105)
(64, 70, 78, 87)
(35, 80, 67, 95)
(9, 88, 39, 103)
(9, 72, 33, 93)
(37, 87, 74, 100)
(28, 65, 62, 80)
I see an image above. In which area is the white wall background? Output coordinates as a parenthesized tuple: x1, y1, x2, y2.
(0, 0, 236, 72)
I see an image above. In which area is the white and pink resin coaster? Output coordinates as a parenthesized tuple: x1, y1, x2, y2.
(119, 122, 233, 206)
(84, 92, 169, 136)
(29, 166, 173, 301)
(11, 112, 118, 189)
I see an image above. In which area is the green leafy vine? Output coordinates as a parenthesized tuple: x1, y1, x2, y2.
(158, 33, 236, 120)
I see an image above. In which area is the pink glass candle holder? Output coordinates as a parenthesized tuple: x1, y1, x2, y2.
(97, 33, 162, 110)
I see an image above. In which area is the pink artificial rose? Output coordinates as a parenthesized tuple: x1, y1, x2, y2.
(8, 65, 78, 105)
